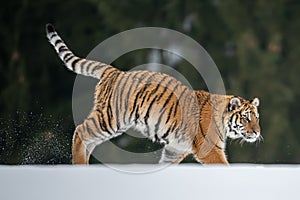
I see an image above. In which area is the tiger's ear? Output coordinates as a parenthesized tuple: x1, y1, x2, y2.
(251, 98, 260, 107)
(228, 97, 241, 111)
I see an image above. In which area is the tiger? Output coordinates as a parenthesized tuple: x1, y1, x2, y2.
(46, 24, 261, 165)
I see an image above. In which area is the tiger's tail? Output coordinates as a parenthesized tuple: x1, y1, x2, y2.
(46, 23, 114, 79)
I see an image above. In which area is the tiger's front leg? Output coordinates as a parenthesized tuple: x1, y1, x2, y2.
(193, 146, 229, 165)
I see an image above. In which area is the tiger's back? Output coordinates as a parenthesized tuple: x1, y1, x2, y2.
(92, 68, 200, 150)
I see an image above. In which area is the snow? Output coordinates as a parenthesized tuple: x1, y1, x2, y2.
(0, 164, 298, 200)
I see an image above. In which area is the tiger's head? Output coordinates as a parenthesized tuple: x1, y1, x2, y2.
(225, 97, 261, 143)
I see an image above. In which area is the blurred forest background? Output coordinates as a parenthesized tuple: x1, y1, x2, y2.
(1, 0, 300, 164)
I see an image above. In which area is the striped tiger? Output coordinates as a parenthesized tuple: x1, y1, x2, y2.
(46, 24, 261, 165)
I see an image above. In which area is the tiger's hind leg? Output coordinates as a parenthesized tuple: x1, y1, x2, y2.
(72, 123, 99, 164)
(159, 146, 189, 164)
(72, 112, 121, 164)
(72, 127, 87, 164)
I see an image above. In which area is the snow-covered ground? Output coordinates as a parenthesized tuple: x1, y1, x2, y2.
(0, 164, 299, 200)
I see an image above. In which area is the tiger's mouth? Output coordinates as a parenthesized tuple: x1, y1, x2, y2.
(241, 132, 260, 143)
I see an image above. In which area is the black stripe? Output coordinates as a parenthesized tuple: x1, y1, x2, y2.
(154, 134, 159, 142)
(63, 52, 73, 61)
(96, 82, 115, 108)
(85, 121, 98, 138)
(102, 67, 116, 79)
(84, 123, 94, 137)
(139, 91, 149, 108)
(98, 111, 109, 134)
(162, 127, 171, 139)
(215, 144, 223, 150)
(170, 120, 178, 132)
(233, 114, 238, 125)
(173, 88, 188, 117)
(146, 77, 166, 102)
(85, 61, 96, 74)
(144, 94, 158, 126)
(106, 72, 121, 132)
(161, 83, 180, 109)
(50, 33, 57, 39)
(199, 118, 208, 138)
(54, 39, 63, 46)
(65, 54, 75, 63)
(172, 121, 180, 139)
(101, 71, 119, 97)
(106, 103, 115, 133)
(154, 108, 167, 135)
(91, 63, 106, 75)
(98, 109, 113, 135)
(165, 103, 174, 125)
(122, 72, 146, 107)
(128, 73, 157, 122)
(96, 83, 108, 103)
(96, 110, 105, 133)
(124, 72, 149, 110)
(156, 78, 175, 102)
(99, 71, 118, 100)
(98, 87, 113, 108)
(143, 94, 159, 137)
(113, 73, 126, 129)
(156, 84, 179, 134)
(109, 72, 122, 130)
(134, 107, 140, 124)
(71, 58, 81, 71)
(125, 72, 156, 107)
(134, 74, 163, 114)
(129, 88, 143, 122)
(58, 49, 69, 56)
(58, 46, 68, 53)
(119, 73, 133, 103)
(123, 71, 144, 124)
(114, 100, 121, 129)
(80, 60, 88, 74)
(87, 117, 101, 138)
(117, 73, 132, 124)
(228, 113, 235, 127)
(129, 85, 148, 122)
